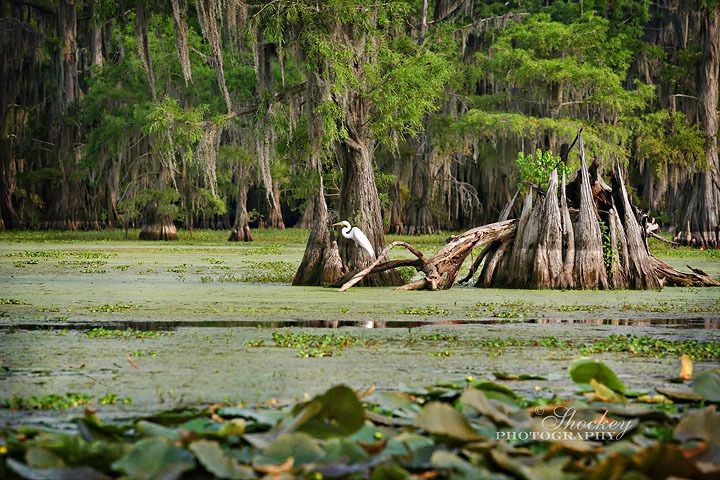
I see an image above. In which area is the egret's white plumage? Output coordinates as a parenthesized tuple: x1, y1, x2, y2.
(332, 221, 375, 258)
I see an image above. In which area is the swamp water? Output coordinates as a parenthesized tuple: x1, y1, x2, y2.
(1, 237, 718, 427)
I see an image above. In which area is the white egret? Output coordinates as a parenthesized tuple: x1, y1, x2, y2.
(332, 221, 375, 258)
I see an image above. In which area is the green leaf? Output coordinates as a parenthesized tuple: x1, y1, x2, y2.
(134, 420, 180, 440)
(569, 358, 626, 393)
(431, 450, 489, 479)
(323, 437, 368, 464)
(290, 385, 365, 438)
(111, 437, 195, 480)
(470, 381, 519, 399)
(489, 449, 538, 480)
(180, 417, 223, 437)
(371, 463, 412, 480)
(691, 370, 720, 402)
(189, 440, 256, 479)
(367, 391, 418, 418)
(415, 402, 485, 442)
(589, 379, 625, 403)
(26, 447, 65, 469)
(460, 389, 514, 426)
(655, 386, 703, 402)
(7, 458, 108, 480)
(254, 432, 324, 467)
(217, 408, 285, 428)
(384, 432, 434, 456)
(674, 406, 720, 463)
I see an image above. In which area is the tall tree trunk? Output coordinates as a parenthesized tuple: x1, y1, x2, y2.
(0, 140, 21, 229)
(404, 135, 435, 234)
(293, 174, 346, 285)
(676, 6, 720, 247)
(268, 180, 285, 229)
(293, 71, 346, 285)
(336, 121, 402, 286)
(228, 164, 252, 241)
(47, 0, 80, 229)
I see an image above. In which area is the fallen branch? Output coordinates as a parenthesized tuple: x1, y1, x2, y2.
(338, 220, 517, 292)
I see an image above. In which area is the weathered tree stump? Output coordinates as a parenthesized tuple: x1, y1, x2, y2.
(337, 131, 719, 291)
(139, 221, 177, 241)
(228, 225, 252, 242)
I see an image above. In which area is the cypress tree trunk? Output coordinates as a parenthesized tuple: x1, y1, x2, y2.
(404, 135, 435, 234)
(676, 6, 720, 247)
(268, 180, 285, 229)
(293, 72, 346, 285)
(293, 174, 345, 285)
(228, 167, 252, 242)
(46, 0, 80, 230)
(139, 221, 178, 240)
(336, 114, 402, 286)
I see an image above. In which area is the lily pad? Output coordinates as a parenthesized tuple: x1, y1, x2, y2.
(415, 402, 485, 442)
(655, 386, 703, 402)
(291, 385, 365, 438)
(431, 450, 487, 479)
(460, 388, 514, 426)
(7, 458, 109, 480)
(370, 463, 412, 480)
(111, 437, 195, 480)
(674, 406, 720, 463)
(134, 420, 179, 440)
(254, 432, 324, 466)
(189, 439, 256, 479)
(589, 379, 625, 403)
(26, 447, 65, 469)
(493, 371, 546, 381)
(367, 391, 418, 418)
(691, 370, 720, 402)
(569, 358, 626, 393)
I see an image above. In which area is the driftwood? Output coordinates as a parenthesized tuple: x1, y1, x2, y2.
(337, 221, 516, 291)
(337, 130, 719, 292)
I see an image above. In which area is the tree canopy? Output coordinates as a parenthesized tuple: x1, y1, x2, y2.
(0, 0, 718, 248)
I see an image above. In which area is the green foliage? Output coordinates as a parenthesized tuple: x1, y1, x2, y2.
(435, 111, 629, 163)
(145, 97, 207, 157)
(1, 393, 91, 410)
(476, 12, 652, 119)
(84, 328, 168, 339)
(0, 298, 29, 305)
(368, 40, 453, 147)
(569, 358, 626, 393)
(631, 111, 707, 176)
(399, 306, 449, 316)
(88, 303, 133, 313)
(598, 219, 614, 270)
(4, 361, 720, 477)
(515, 148, 573, 189)
(581, 334, 720, 361)
(270, 331, 375, 357)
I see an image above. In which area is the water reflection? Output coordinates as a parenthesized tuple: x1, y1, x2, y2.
(1, 317, 717, 332)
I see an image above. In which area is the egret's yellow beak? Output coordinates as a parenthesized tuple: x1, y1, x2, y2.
(331, 222, 342, 227)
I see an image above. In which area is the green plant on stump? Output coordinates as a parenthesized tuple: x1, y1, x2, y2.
(516, 148, 573, 191)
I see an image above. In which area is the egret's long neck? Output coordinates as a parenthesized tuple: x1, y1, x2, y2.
(341, 226, 352, 238)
